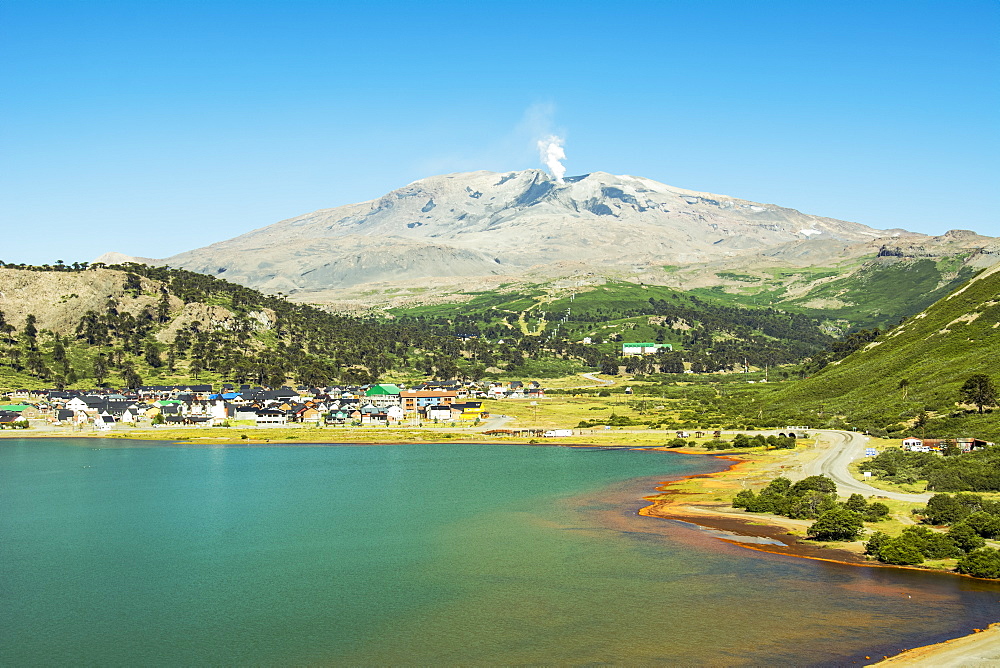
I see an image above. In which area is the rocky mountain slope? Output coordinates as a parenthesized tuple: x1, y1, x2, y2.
(100, 170, 994, 299)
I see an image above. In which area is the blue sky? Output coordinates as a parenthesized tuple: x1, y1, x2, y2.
(2, 0, 998, 264)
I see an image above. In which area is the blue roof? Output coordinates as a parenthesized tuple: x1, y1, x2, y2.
(209, 392, 241, 400)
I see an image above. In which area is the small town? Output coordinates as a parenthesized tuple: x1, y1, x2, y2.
(0, 380, 549, 430)
(0, 381, 992, 455)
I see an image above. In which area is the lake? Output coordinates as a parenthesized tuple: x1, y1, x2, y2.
(2, 438, 998, 665)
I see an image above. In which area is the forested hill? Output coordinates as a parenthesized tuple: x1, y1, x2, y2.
(393, 281, 837, 372)
(0, 263, 514, 389)
(749, 263, 1000, 440)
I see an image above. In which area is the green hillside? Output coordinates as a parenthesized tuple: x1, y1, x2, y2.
(392, 281, 836, 371)
(691, 257, 979, 330)
(750, 263, 1000, 440)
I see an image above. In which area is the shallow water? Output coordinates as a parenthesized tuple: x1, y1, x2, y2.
(2, 438, 997, 666)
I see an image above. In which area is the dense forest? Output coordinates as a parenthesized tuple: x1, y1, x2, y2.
(0, 261, 948, 392)
(396, 285, 840, 374)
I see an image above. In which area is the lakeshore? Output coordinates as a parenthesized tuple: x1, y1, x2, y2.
(3, 429, 1000, 664)
(634, 447, 1000, 666)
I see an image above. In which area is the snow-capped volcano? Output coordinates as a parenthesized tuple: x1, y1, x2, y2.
(102, 170, 942, 295)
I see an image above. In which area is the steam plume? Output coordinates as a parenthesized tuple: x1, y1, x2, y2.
(537, 135, 567, 183)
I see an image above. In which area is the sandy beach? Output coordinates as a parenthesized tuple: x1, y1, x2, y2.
(867, 623, 1000, 666)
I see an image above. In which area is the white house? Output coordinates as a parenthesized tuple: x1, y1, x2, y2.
(256, 409, 287, 426)
(426, 404, 452, 421)
(65, 397, 90, 413)
(385, 405, 405, 423)
(210, 399, 228, 422)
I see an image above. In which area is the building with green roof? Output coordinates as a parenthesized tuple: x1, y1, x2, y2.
(364, 384, 401, 407)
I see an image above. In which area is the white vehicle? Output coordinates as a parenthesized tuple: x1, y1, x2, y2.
(543, 429, 573, 438)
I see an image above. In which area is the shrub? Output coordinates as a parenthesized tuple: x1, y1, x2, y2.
(864, 531, 891, 556)
(876, 537, 925, 565)
(922, 493, 976, 525)
(956, 548, 1000, 579)
(900, 527, 960, 559)
(948, 523, 986, 552)
(808, 507, 864, 541)
(962, 511, 1000, 539)
(790, 475, 837, 495)
(863, 502, 891, 522)
(845, 494, 868, 513)
(787, 490, 838, 520)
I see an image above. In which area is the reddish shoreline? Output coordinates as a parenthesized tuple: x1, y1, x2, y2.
(634, 449, 1000, 666)
(636, 451, 876, 566)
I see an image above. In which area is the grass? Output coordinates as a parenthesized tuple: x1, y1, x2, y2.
(738, 264, 1000, 440)
(847, 458, 931, 495)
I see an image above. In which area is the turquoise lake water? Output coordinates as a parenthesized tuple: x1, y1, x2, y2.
(2, 438, 999, 666)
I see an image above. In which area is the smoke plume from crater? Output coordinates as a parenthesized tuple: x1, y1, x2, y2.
(537, 135, 567, 183)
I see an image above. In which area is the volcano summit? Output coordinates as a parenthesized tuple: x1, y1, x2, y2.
(102, 170, 993, 301)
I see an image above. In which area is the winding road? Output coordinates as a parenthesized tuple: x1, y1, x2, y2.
(802, 430, 932, 503)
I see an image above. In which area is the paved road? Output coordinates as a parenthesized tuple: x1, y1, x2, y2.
(804, 430, 932, 503)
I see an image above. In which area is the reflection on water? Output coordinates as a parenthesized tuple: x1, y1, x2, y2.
(1, 439, 998, 666)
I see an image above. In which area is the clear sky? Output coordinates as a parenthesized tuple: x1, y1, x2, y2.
(2, 0, 998, 265)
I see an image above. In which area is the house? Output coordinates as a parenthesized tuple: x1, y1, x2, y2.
(0, 410, 24, 425)
(450, 401, 488, 422)
(424, 404, 453, 421)
(364, 384, 402, 407)
(904, 437, 992, 453)
(359, 404, 388, 425)
(400, 389, 458, 413)
(294, 406, 322, 423)
(0, 403, 38, 418)
(385, 405, 405, 423)
(65, 397, 93, 413)
(326, 409, 351, 424)
(233, 406, 260, 421)
(622, 342, 673, 356)
(255, 408, 287, 426)
(957, 438, 992, 452)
